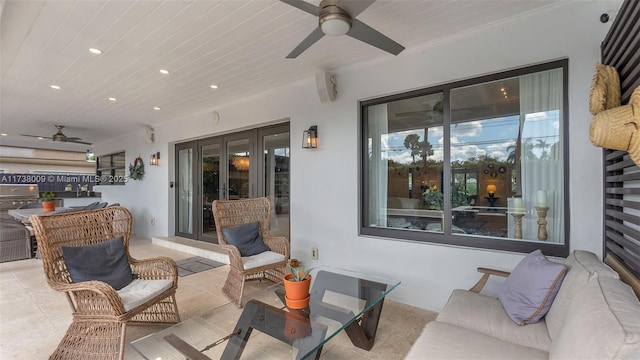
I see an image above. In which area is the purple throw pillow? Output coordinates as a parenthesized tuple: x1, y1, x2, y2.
(498, 249, 567, 325)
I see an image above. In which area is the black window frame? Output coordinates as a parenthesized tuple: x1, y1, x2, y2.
(359, 59, 570, 257)
(96, 151, 126, 185)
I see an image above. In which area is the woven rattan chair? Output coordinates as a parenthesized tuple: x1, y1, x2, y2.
(0, 222, 31, 262)
(31, 206, 180, 359)
(213, 197, 290, 307)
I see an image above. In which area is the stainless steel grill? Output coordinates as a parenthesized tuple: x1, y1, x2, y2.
(0, 184, 40, 212)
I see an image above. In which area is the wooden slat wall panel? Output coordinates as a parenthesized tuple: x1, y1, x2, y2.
(601, 0, 640, 280)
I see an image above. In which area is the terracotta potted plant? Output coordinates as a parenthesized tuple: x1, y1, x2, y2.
(283, 259, 312, 309)
(41, 192, 56, 212)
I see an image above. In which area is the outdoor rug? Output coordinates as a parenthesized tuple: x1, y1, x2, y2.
(176, 256, 225, 277)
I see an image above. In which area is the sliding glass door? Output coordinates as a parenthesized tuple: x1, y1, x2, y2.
(175, 141, 197, 238)
(175, 124, 289, 243)
(260, 128, 290, 239)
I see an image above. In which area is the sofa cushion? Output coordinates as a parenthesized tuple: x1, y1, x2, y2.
(405, 321, 548, 360)
(62, 236, 134, 290)
(437, 289, 552, 351)
(550, 274, 640, 360)
(117, 279, 173, 312)
(498, 250, 567, 325)
(546, 250, 620, 339)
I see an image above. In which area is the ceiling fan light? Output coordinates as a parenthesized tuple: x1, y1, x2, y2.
(320, 10, 351, 36)
(321, 18, 350, 36)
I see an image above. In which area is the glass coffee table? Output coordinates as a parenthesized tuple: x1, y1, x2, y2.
(131, 266, 400, 360)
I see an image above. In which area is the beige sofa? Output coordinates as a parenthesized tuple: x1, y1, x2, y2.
(405, 250, 640, 359)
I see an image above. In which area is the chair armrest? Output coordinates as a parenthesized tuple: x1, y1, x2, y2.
(469, 267, 511, 293)
(219, 244, 245, 271)
(264, 236, 290, 259)
(130, 256, 178, 283)
(48, 279, 126, 315)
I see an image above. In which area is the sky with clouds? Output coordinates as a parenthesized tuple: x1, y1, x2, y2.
(379, 112, 560, 165)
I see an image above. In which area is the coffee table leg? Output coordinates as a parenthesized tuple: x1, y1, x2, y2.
(311, 271, 388, 351)
(221, 299, 326, 360)
(344, 299, 385, 350)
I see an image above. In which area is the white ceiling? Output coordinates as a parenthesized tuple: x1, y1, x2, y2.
(0, 0, 561, 151)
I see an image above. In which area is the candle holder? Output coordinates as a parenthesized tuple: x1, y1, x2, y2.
(510, 212, 525, 239)
(535, 206, 550, 241)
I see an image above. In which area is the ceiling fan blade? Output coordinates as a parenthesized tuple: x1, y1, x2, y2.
(20, 134, 51, 139)
(339, 0, 376, 17)
(67, 139, 92, 145)
(286, 27, 325, 58)
(280, 0, 321, 16)
(347, 18, 404, 55)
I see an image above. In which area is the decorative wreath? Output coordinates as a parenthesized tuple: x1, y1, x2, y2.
(129, 156, 145, 181)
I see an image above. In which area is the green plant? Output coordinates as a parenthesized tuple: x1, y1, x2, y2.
(287, 259, 311, 282)
(423, 185, 443, 210)
(423, 185, 469, 210)
(41, 192, 56, 202)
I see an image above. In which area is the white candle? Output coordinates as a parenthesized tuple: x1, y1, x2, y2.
(513, 198, 523, 211)
(536, 190, 547, 207)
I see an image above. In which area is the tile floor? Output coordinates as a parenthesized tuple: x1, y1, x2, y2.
(0, 238, 436, 359)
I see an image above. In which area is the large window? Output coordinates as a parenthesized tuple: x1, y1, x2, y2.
(96, 151, 126, 185)
(361, 60, 569, 256)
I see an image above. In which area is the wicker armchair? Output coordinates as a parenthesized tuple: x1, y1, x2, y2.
(213, 197, 290, 307)
(31, 206, 180, 360)
(0, 221, 31, 262)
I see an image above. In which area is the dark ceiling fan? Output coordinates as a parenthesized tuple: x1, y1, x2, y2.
(280, 0, 405, 58)
(21, 125, 92, 145)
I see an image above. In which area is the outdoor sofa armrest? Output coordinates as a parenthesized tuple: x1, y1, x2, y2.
(469, 267, 511, 293)
(130, 256, 178, 284)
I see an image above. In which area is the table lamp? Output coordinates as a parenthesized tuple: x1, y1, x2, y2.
(486, 184, 497, 197)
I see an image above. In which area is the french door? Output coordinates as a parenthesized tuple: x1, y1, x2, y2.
(175, 124, 289, 243)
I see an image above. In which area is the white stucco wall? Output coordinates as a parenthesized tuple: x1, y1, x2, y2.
(95, 1, 618, 311)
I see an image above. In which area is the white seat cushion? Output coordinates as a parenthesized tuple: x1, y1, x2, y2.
(405, 321, 548, 360)
(241, 251, 286, 270)
(117, 279, 173, 312)
(437, 289, 552, 351)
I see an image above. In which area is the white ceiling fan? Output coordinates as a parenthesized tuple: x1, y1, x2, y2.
(21, 125, 92, 145)
(280, 0, 405, 58)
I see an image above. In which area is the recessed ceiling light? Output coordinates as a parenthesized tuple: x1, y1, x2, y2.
(37, 137, 44, 140)
(153, 107, 161, 110)
(159, 69, 169, 75)
(108, 97, 117, 101)
(50, 84, 61, 90)
(210, 84, 218, 89)
(1, 133, 7, 136)
(89, 48, 102, 54)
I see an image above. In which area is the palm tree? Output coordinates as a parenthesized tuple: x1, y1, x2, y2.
(404, 134, 421, 163)
(418, 140, 434, 167)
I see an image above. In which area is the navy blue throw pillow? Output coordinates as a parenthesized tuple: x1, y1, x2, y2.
(222, 221, 270, 257)
(62, 236, 134, 290)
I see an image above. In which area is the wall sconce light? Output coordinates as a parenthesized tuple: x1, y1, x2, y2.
(486, 184, 497, 197)
(302, 125, 318, 149)
(150, 152, 160, 166)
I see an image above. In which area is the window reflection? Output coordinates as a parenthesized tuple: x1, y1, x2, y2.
(364, 65, 565, 247)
